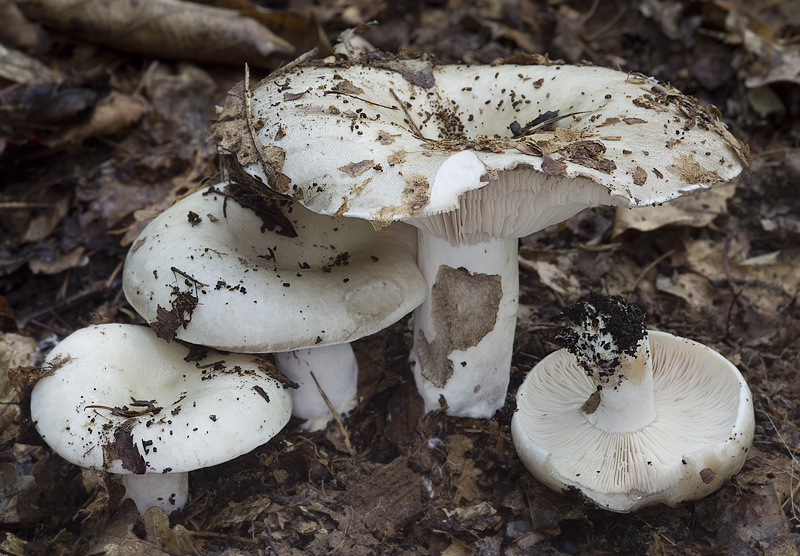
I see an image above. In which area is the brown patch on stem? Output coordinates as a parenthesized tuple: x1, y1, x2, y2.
(416, 266, 502, 388)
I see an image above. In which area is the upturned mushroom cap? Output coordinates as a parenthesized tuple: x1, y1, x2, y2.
(30, 323, 293, 475)
(210, 56, 749, 240)
(511, 330, 754, 512)
(122, 182, 427, 352)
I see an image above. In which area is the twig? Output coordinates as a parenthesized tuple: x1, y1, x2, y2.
(186, 530, 257, 545)
(722, 235, 739, 295)
(0, 201, 58, 209)
(760, 409, 800, 522)
(322, 90, 396, 110)
(243, 64, 277, 183)
(623, 248, 676, 294)
(309, 370, 355, 457)
(264, 522, 281, 555)
(389, 88, 426, 141)
(106, 259, 124, 289)
(329, 505, 354, 554)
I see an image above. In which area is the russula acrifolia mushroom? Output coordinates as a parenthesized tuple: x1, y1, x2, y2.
(30, 324, 293, 514)
(123, 182, 427, 431)
(511, 295, 755, 512)
(209, 53, 750, 418)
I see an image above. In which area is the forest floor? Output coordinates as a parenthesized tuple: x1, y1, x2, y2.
(1, 0, 800, 554)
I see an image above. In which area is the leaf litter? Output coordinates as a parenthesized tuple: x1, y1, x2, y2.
(1, 0, 800, 554)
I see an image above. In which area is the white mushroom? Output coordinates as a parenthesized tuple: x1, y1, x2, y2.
(210, 56, 749, 418)
(511, 295, 755, 512)
(30, 324, 293, 514)
(123, 182, 427, 431)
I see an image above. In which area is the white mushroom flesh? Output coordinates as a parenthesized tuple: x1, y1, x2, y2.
(512, 330, 755, 512)
(123, 183, 426, 352)
(30, 324, 293, 512)
(227, 62, 748, 227)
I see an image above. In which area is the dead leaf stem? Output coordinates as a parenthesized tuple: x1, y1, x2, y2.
(389, 88, 427, 141)
(243, 63, 277, 183)
(309, 370, 355, 457)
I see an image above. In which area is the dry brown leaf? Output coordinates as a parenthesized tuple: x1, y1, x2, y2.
(15, 0, 293, 66)
(19, 192, 69, 243)
(215, 0, 322, 54)
(86, 500, 161, 556)
(56, 91, 147, 145)
(655, 273, 725, 323)
(0, 0, 51, 54)
(0, 464, 34, 524)
(207, 494, 275, 529)
(0, 43, 58, 84)
(442, 501, 501, 531)
(82, 92, 147, 137)
(0, 333, 36, 450)
(525, 260, 581, 298)
(28, 246, 88, 275)
(684, 237, 800, 313)
(442, 539, 472, 556)
(613, 182, 735, 236)
(695, 483, 798, 555)
(0, 333, 36, 403)
(142, 507, 198, 554)
(742, 29, 800, 88)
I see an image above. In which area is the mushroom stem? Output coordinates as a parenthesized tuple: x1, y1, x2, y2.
(120, 472, 188, 514)
(583, 336, 656, 433)
(410, 233, 519, 417)
(275, 344, 358, 431)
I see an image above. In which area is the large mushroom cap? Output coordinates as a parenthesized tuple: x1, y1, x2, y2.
(511, 330, 754, 512)
(123, 182, 427, 352)
(211, 56, 749, 233)
(30, 324, 293, 475)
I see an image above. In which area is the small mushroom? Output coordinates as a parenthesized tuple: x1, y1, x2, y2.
(511, 295, 755, 512)
(30, 324, 293, 514)
(210, 56, 749, 418)
(123, 182, 427, 431)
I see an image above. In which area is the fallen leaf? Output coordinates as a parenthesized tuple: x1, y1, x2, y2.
(59, 91, 147, 145)
(142, 506, 198, 554)
(0, 0, 51, 55)
(28, 246, 88, 275)
(742, 29, 800, 87)
(655, 272, 721, 315)
(695, 483, 798, 555)
(0, 333, 36, 447)
(16, 0, 293, 66)
(443, 501, 501, 531)
(208, 494, 275, 529)
(0, 463, 35, 523)
(613, 182, 735, 236)
(0, 43, 58, 84)
(684, 237, 800, 315)
(524, 260, 581, 298)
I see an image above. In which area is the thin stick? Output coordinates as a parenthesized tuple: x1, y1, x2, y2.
(0, 202, 58, 209)
(265, 522, 281, 555)
(623, 248, 676, 294)
(186, 530, 257, 544)
(243, 64, 277, 183)
(389, 88, 426, 140)
(309, 370, 355, 457)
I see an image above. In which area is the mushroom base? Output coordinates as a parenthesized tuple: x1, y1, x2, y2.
(410, 234, 519, 417)
(511, 331, 755, 513)
(275, 344, 359, 432)
(120, 472, 189, 515)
